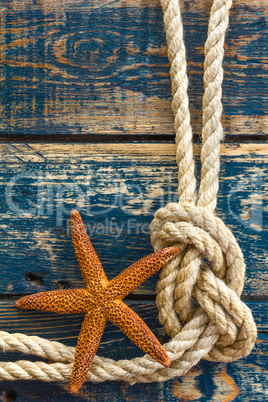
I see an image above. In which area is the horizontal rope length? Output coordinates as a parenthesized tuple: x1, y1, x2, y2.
(0, 0, 257, 385)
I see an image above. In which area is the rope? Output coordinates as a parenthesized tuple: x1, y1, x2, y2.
(0, 0, 256, 384)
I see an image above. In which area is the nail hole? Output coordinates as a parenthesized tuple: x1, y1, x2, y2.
(57, 280, 71, 289)
(2, 390, 17, 401)
(25, 272, 45, 286)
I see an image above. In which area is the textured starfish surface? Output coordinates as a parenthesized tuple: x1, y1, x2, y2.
(15, 210, 180, 393)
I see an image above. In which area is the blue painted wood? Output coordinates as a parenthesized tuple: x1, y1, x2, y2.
(0, 0, 266, 400)
(0, 1, 266, 137)
(0, 144, 266, 296)
(0, 142, 265, 399)
(0, 300, 266, 353)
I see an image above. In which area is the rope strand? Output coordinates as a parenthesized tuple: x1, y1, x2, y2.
(198, 0, 233, 210)
(162, 0, 197, 204)
(0, 0, 256, 384)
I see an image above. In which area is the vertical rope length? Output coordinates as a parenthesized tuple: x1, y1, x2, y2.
(0, 0, 257, 384)
(161, 0, 197, 204)
(162, 0, 233, 211)
(152, 0, 256, 366)
(155, 0, 235, 332)
(198, 0, 233, 210)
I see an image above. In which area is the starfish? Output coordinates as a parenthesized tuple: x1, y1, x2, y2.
(15, 210, 180, 393)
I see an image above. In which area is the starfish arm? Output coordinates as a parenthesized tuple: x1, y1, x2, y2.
(15, 289, 92, 314)
(70, 308, 107, 393)
(70, 210, 109, 293)
(107, 301, 170, 368)
(107, 247, 180, 299)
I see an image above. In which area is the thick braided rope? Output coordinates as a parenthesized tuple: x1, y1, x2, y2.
(153, 0, 257, 368)
(0, 0, 257, 384)
(162, 0, 197, 204)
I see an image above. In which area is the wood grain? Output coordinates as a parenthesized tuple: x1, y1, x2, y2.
(0, 300, 267, 348)
(0, 0, 266, 137)
(0, 143, 267, 296)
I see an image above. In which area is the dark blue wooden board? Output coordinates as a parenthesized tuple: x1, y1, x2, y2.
(0, 142, 267, 400)
(0, 143, 267, 296)
(0, 1, 266, 138)
(0, 300, 266, 352)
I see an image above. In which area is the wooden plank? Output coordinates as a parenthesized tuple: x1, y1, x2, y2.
(0, 143, 267, 296)
(0, 300, 266, 348)
(0, 0, 266, 137)
(0, 300, 267, 401)
(202, 334, 268, 402)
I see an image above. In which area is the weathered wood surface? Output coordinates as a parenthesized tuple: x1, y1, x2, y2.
(0, 0, 267, 138)
(0, 0, 267, 400)
(0, 300, 267, 401)
(0, 142, 267, 399)
(0, 143, 267, 296)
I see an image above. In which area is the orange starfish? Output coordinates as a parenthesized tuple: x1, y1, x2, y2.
(15, 210, 180, 393)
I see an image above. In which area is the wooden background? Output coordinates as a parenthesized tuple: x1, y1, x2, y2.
(0, 0, 267, 401)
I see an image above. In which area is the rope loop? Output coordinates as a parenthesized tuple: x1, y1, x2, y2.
(151, 202, 257, 362)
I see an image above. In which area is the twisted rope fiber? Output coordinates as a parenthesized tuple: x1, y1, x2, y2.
(0, 0, 257, 384)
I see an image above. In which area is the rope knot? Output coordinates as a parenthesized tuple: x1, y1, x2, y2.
(151, 202, 257, 362)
